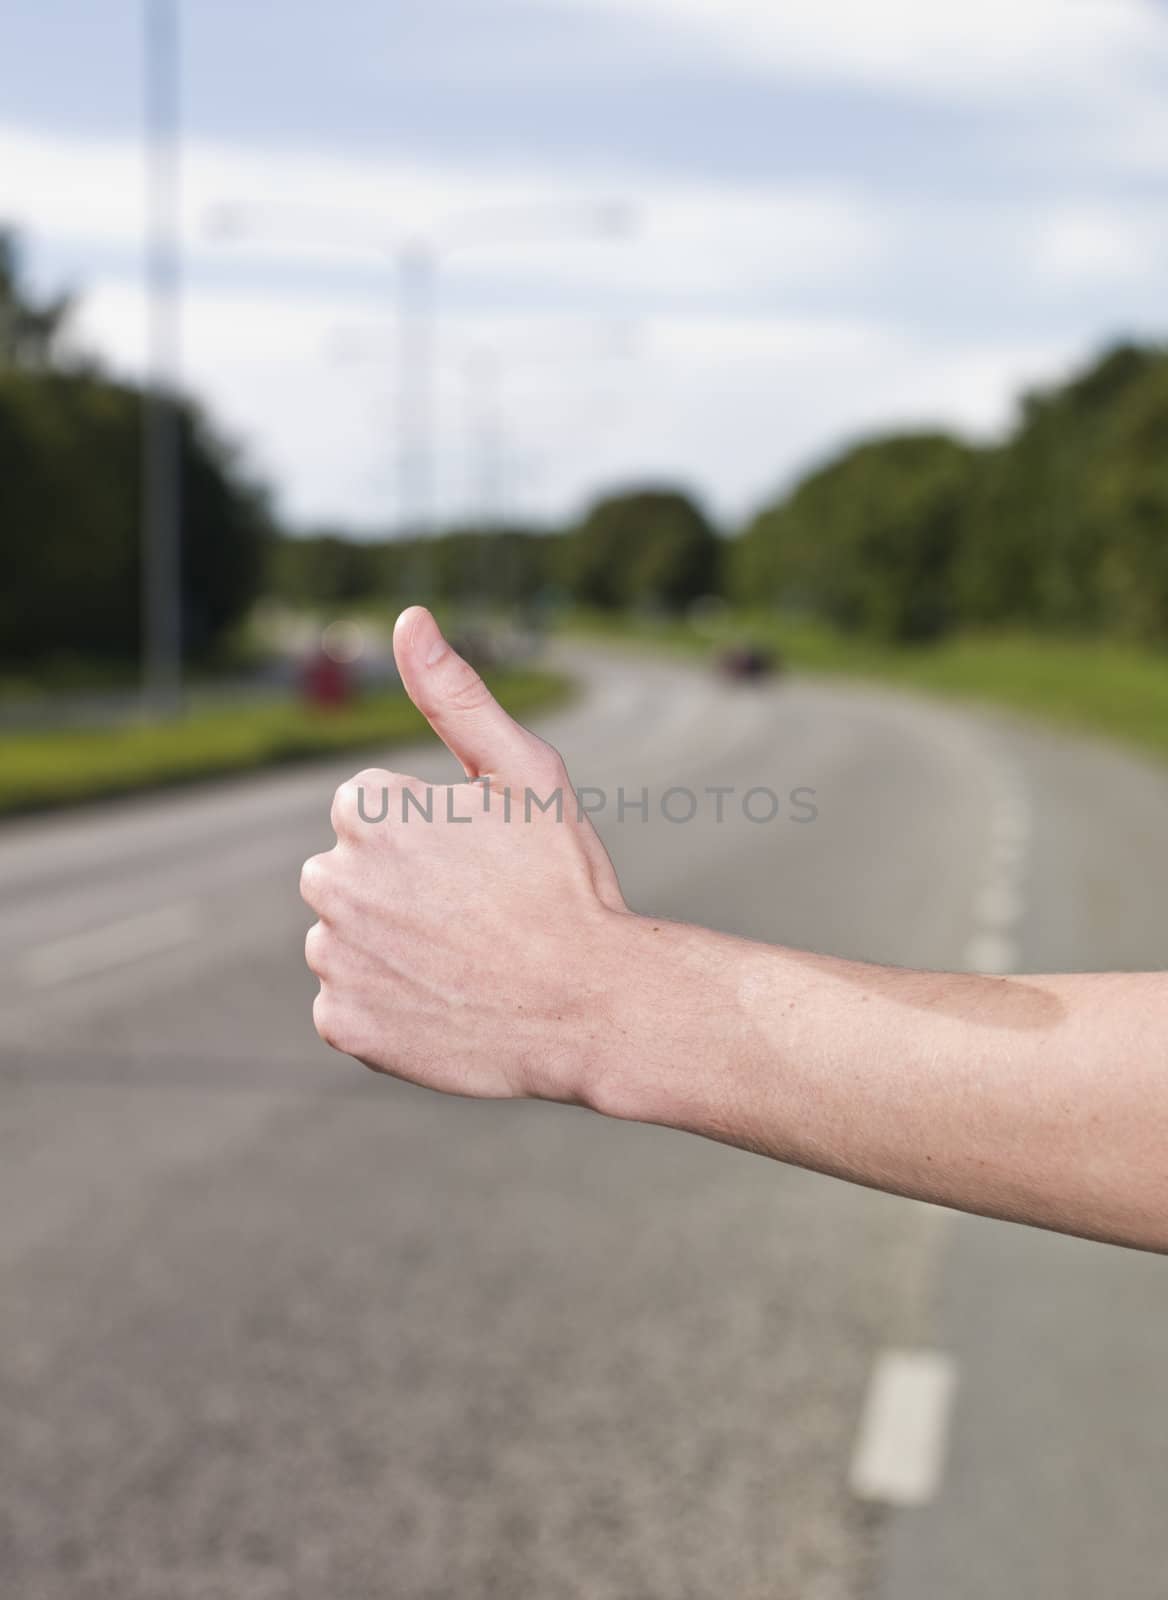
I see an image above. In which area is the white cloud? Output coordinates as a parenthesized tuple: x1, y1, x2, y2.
(74, 275, 1075, 530)
(532, 315, 1075, 523)
(546, 0, 1168, 105)
(0, 122, 884, 298)
(0, 119, 896, 526)
(1081, 101, 1168, 176)
(72, 279, 388, 521)
(0, 112, 1140, 531)
(1028, 206, 1165, 287)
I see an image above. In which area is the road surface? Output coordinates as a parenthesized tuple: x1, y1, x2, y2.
(2, 645, 1166, 1600)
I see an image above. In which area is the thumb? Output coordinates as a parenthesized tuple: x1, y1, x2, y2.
(392, 606, 544, 779)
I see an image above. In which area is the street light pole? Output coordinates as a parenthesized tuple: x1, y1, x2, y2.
(462, 344, 505, 531)
(204, 199, 635, 596)
(392, 207, 635, 556)
(395, 242, 436, 593)
(142, 0, 183, 714)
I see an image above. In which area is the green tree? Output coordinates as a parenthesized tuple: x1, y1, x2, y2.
(1087, 359, 1168, 640)
(956, 343, 1168, 639)
(0, 371, 271, 665)
(564, 487, 720, 611)
(0, 228, 271, 668)
(269, 531, 381, 609)
(0, 228, 72, 371)
(733, 434, 978, 641)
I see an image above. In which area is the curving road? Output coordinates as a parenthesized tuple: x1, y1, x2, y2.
(2, 643, 1167, 1600)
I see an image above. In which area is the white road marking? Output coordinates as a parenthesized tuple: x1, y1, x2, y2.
(989, 833, 1027, 873)
(20, 902, 201, 988)
(993, 808, 1031, 850)
(965, 771, 1029, 973)
(973, 879, 1026, 929)
(963, 929, 1019, 974)
(850, 1348, 958, 1508)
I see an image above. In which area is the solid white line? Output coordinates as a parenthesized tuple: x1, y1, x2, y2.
(20, 902, 201, 988)
(850, 1348, 958, 1508)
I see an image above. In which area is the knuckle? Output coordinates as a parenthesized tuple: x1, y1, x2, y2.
(329, 779, 359, 833)
(299, 852, 332, 909)
(351, 765, 393, 790)
(312, 988, 334, 1045)
(529, 738, 568, 785)
(329, 782, 352, 833)
(304, 921, 331, 977)
(313, 988, 349, 1052)
(332, 769, 395, 832)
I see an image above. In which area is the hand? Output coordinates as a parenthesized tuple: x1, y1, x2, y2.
(300, 606, 629, 1101)
(304, 610, 1168, 1251)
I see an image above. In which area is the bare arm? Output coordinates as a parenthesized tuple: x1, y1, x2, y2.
(587, 921, 1168, 1250)
(301, 609, 1168, 1254)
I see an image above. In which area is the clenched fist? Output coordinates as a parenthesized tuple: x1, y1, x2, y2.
(300, 606, 633, 1103)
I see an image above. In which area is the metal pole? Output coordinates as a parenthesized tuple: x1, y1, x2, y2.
(462, 346, 505, 529)
(481, 352, 508, 613)
(142, 0, 183, 714)
(481, 349, 504, 530)
(461, 345, 505, 613)
(395, 241, 436, 602)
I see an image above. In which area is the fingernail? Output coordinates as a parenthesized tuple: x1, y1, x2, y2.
(425, 636, 448, 667)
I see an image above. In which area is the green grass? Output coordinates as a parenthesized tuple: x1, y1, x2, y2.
(563, 609, 1168, 763)
(0, 669, 570, 817)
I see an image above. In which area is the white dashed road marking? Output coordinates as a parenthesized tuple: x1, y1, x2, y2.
(964, 770, 1030, 974)
(973, 879, 1025, 929)
(20, 902, 201, 988)
(992, 800, 1031, 851)
(850, 1348, 958, 1508)
(963, 929, 1020, 976)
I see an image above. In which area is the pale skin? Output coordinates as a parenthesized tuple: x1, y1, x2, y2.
(301, 606, 1168, 1254)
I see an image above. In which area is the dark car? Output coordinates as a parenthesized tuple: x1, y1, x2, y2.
(716, 643, 780, 682)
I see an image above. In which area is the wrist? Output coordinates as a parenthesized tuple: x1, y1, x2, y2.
(572, 910, 758, 1135)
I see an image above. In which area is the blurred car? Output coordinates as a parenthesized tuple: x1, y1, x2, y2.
(716, 643, 780, 682)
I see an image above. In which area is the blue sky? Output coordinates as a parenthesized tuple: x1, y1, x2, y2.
(3, 0, 1167, 531)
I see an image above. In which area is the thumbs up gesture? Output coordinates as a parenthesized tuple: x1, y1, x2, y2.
(301, 607, 629, 1101)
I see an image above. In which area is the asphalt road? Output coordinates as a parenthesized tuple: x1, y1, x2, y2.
(2, 645, 1166, 1600)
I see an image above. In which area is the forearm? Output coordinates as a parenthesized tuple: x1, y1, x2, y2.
(308, 610, 1166, 1256)
(586, 913, 1168, 1252)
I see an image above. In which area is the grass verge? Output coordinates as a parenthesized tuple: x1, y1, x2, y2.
(564, 609, 1168, 763)
(0, 669, 570, 817)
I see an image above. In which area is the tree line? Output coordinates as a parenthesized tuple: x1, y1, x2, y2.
(275, 341, 1168, 648)
(271, 489, 720, 619)
(4, 216, 1167, 667)
(0, 232, 270, 669)
(732, 342, 1168, 644)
